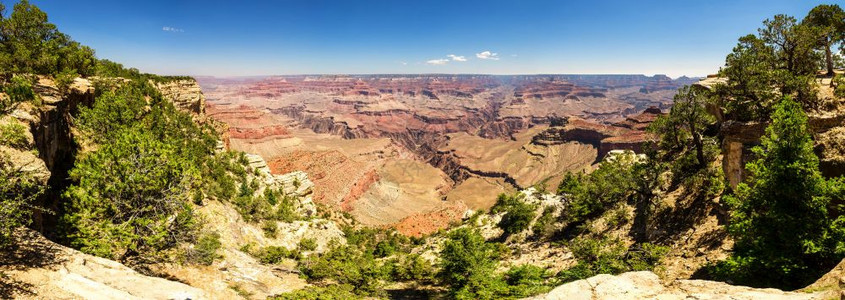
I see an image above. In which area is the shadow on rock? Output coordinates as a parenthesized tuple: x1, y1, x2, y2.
(0, 228, 67, 298)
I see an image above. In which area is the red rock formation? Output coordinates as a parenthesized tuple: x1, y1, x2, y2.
(513, 79, 606, 101)
(207, 104, 292, 142)
(199, 75, 691, 232)
(228, 125, 290, 139)
(340, 169, 380, 211)
(533, 109, 662, 159)
(599, 131, 655, 157)
(267, 150, 364, 205)
(612, 106, 664, 130)
(392, 203, 467, 237)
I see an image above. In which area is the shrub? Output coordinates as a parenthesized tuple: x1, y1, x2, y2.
(452, 272, 509, 300)
(558, 152, 641, 228)
(270, 285, 357, 300)
(373, 239, 395, 258)
(835, 74, 845, 98)
(62, 81, 219, 261)
(204, 151, 243, 202)
(262, 220, 278, 238)
(605, 205, 629, 228)
(228, 284, 252, 299)
(299, 238, 317, 251)
(233, 188, 274, 222)
(341, 226, 409, 256)
(265, 188, 278, 206)
(55, 68, 76, 94)
(61, 128, 200, 260)
(492, 193, 537, 236)
(187, 232, 222, 266)
(0, 154, 45, 248)
(558, 236, 628, 282)
(298, 245, 384, 297)
(555, 172, 582, 195)
(557, 237, 667, 282)
(192, 191, 203, 205)
(626, 242, 669, 272)
(1, 76, 36, 111)
(531, 206, 556, 238)
(0, 121, 28, 149)
(258, 246, 301, 264)
(438, 228, 506, 298)
(233, 184, 302, 224)
(391, 253, 435, 282)
(342, 226, 378, 249)
(504, 265, 554, 298)
(238, 180, 253, 197)
(275, 194, 299, 223)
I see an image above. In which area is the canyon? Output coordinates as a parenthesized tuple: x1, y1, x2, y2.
(198, 74, 697, 235)
(5, 74, 842, 300)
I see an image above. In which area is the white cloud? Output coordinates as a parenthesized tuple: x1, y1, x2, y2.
(447, 54, 467, 62)
(476, 51, 500, 60)
(426, 59, 449, 65)
(162, 26, 184, 33)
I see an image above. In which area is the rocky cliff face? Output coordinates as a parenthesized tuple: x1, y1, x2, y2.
(7, 77, 219, 234)
(158, 79, 232, 149)
(5, 77, 96, 233)
(531, 108, 662, 160)
(155, 79, 206, 117)
(695, 77, 845, 187)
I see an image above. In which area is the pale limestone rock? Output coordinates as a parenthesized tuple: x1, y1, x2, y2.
(0, 229, 205, 300)
(274, 170, 314, 197)
(155, 79, 206, 116)
(0, 146, 49, 184)
(242, 151, 317, 217)
(527, 271, 828, 300)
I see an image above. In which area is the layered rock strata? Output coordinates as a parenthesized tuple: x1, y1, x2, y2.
(198, 75, 691, 234)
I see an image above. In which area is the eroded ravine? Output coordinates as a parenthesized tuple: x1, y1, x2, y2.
(200, 74, 692, 233)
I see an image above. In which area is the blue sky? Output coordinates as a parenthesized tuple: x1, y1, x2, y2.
(32, 0, 837, 77)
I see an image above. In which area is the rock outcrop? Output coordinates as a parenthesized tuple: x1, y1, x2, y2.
(155, 79, 206, 117)
(532, 108, 662, 160)
(696, 76, 845, 187)
(526, 271, 831, 300)
(802, 259, 845, 297)
(3, 77, 96, 233)
(0, 229, 204, 300)
(148, 153, 338, 299)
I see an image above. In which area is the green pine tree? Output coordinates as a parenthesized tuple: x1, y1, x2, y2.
(718, 97, 845, 289)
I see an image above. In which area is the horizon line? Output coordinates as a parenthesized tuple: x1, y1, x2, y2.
(186, 73, 709, 80)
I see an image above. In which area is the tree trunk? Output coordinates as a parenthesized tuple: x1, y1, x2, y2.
(693, 132, 705, 168)
(825, 45, 834, 76)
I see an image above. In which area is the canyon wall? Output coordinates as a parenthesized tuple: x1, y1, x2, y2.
(199, 74, 690, 235)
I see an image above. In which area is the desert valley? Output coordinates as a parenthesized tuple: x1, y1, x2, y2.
(199, 74, 697, 234)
